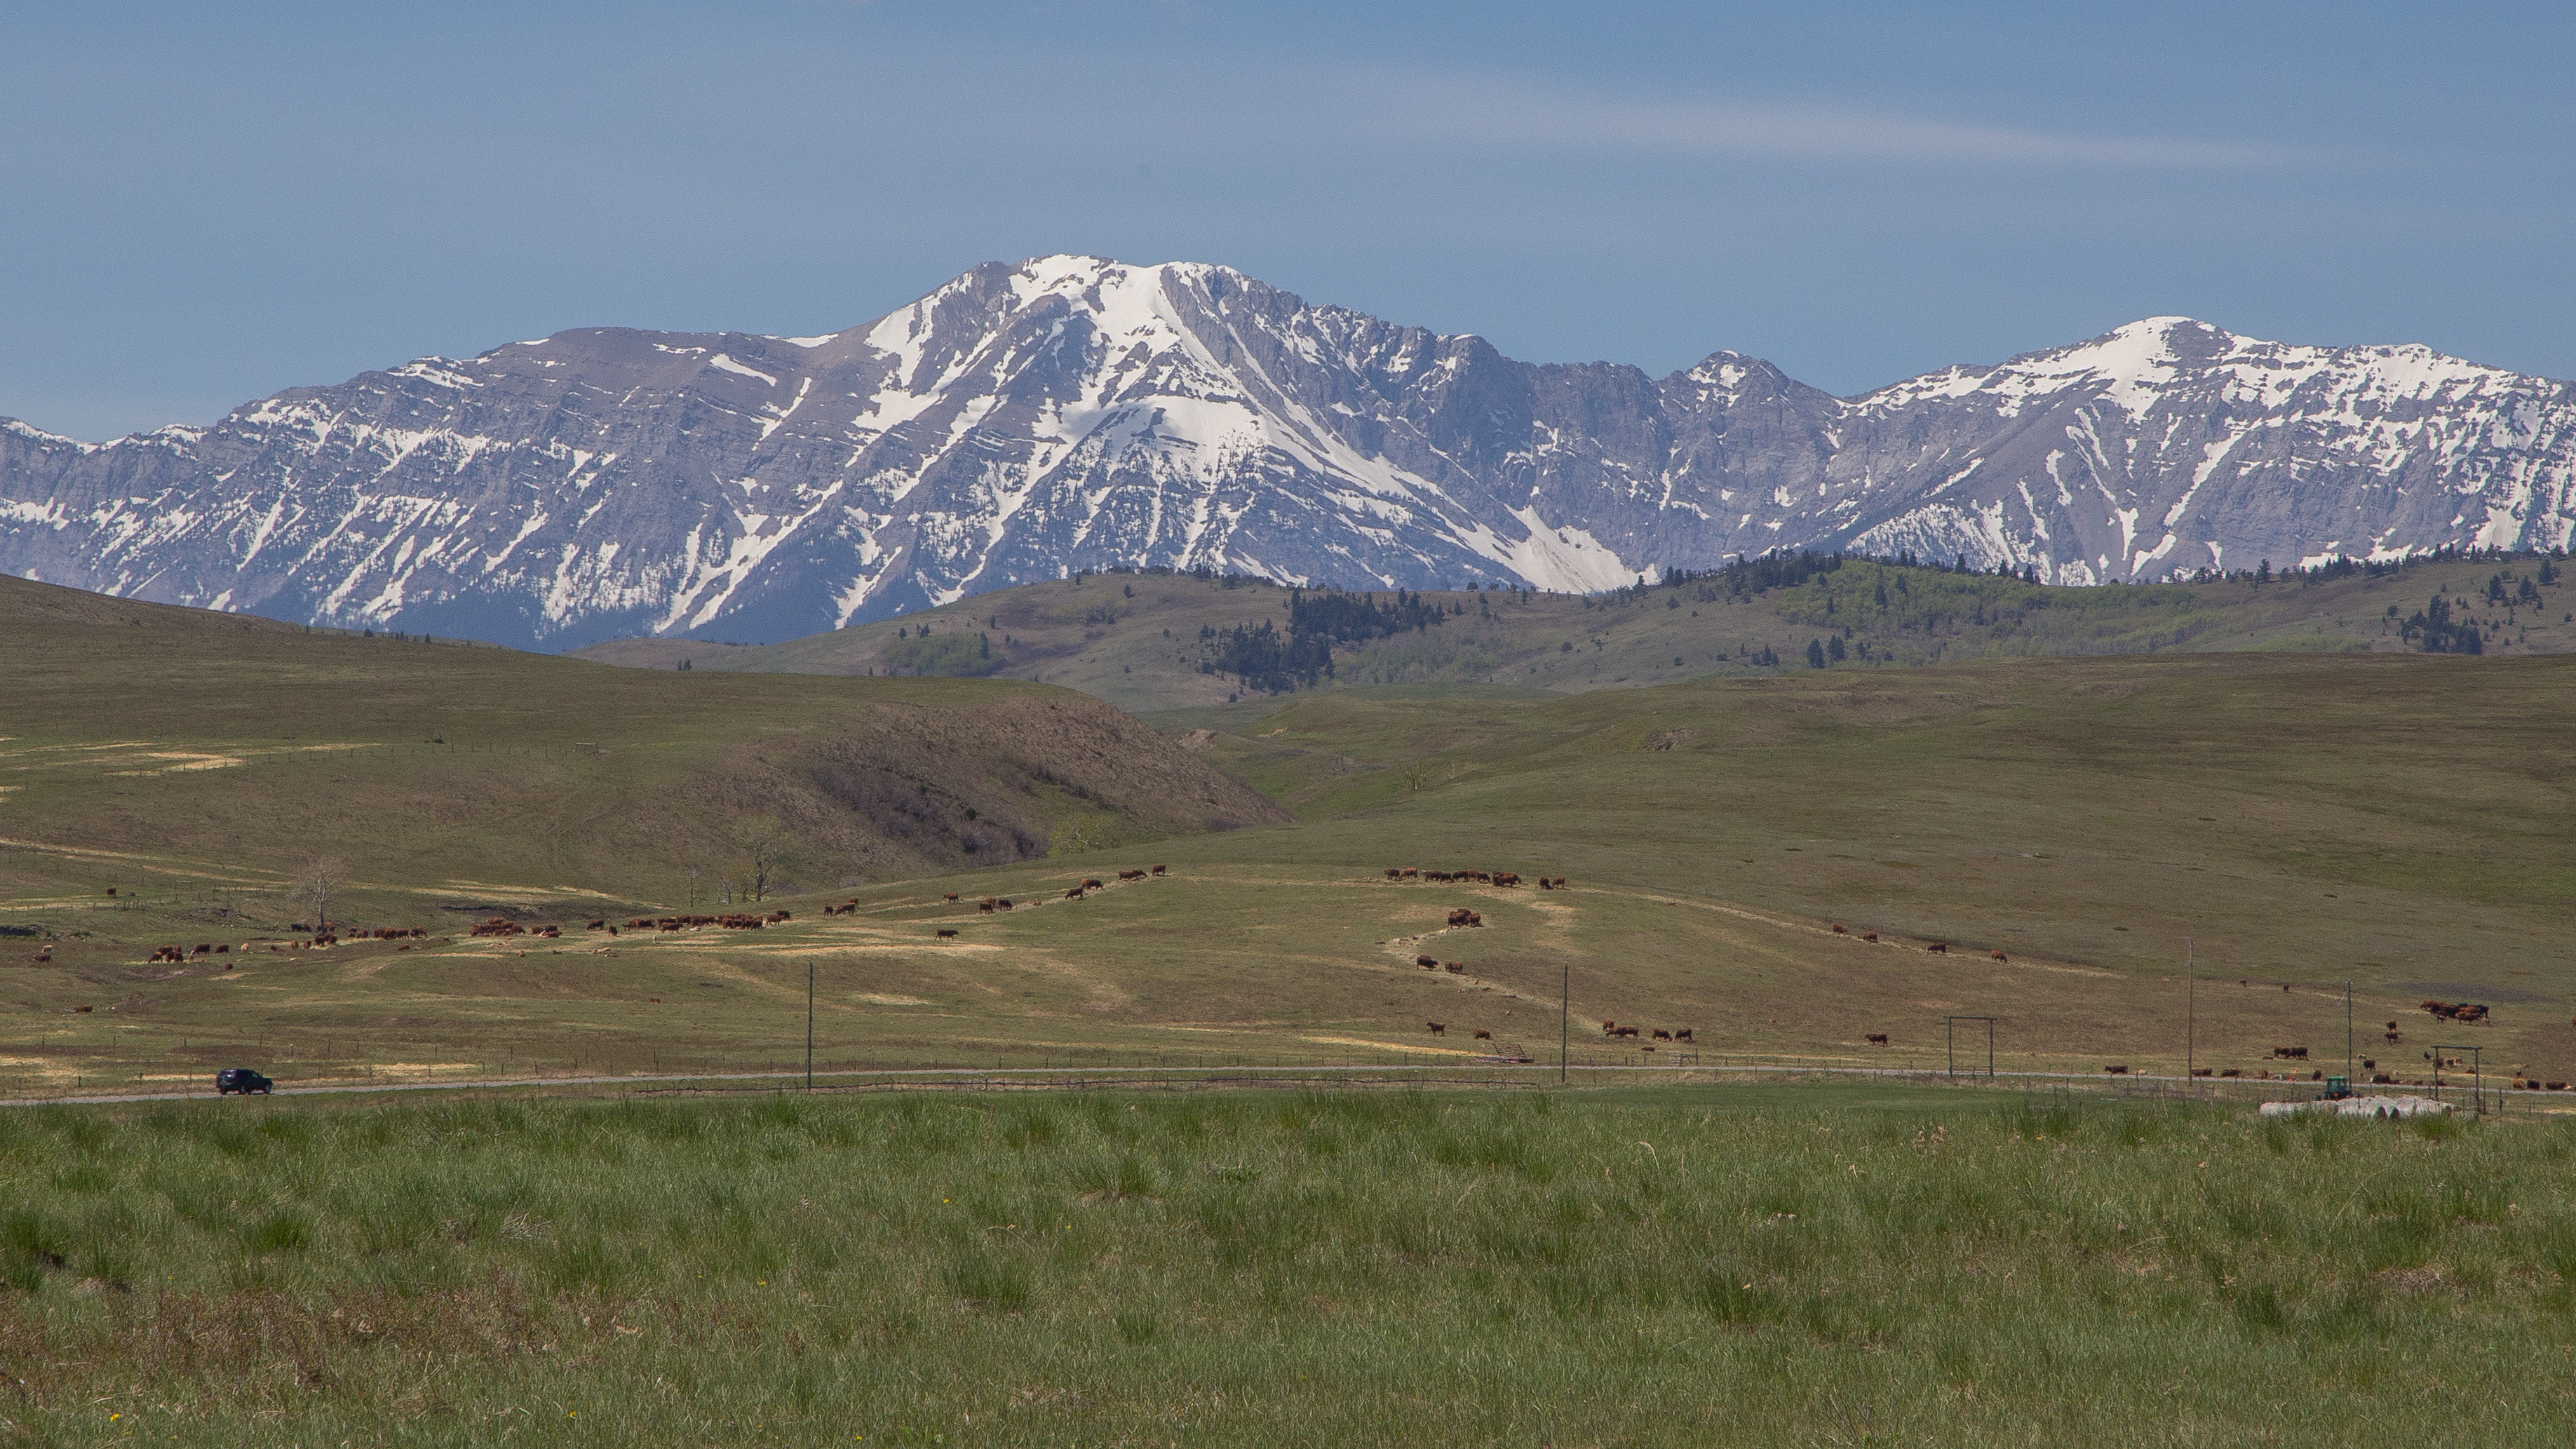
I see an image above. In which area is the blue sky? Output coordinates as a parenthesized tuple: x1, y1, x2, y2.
(5, 1, 2570, 440)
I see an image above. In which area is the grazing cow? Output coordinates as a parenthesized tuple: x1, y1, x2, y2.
(1151, 865, 1168, 876)
(936, 929, 958, 938)
(1400, 868, 1417, 879)
(1416, 955, 1439, 967)
(2219, 1068, 2241, 1079)
(1830, 924, 1847, 934)
(2105, 1065, 2129, 1074)
(2551, 1082, 2571, 1091)
(1550, 877, 1567, 888)
(1865, 1032, 1888, 1046)
(2385, 1030, 2401, 1043)
(586, 919, 607, 931)
(2282, 984, 2291, 994)
(1066, 888, 1085, 900)
(944, 893, 960, 901)
(193, 943, 210, 955)
(1387, 868, 1403, 879)
(1538, 878, 1553, 890)
(1991, 950, 2007, 962)
(1493, 872, 1520, 887)
(1614, 1025, 1640, 1039)
(1674, 1029, 1694, 1042)
(1652, 1029, 1671, 1041)
(1474, 1029, 1492, 1041)
(2362, 1058, 2376, 1070)
(1860, 932, 1878, 943)
(978, 902, 995, 913)
(1427, 1021, 1445, 1035)
(2191, 1067, 2213, 1077)
(1081, 878, 1104, 890)
(1927, 943, 1948, 955)
(1444, 962, 1464, 973)
(2272, 1046, 2309, 1060)
(1119, 870, 1145, 881)
(998, 898, 1013, 910)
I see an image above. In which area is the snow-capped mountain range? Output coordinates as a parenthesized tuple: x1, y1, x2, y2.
(4, 255, 2571, 649)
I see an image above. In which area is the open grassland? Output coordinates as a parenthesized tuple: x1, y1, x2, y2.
(4, 1089, 2575, 1445)
(0, 571, 1276, 920)
(7, 640, 2573, 1096)
(574, 553, 2576, 713)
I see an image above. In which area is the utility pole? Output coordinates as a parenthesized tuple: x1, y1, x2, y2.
(1560, 957, 1569, 1086)
(805, 959, 816, 1091)
(2345, 980, 2353, 1086)
(2185, 938, 2195, 1082)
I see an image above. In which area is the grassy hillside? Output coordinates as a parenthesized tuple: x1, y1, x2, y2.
(5, 1088, 2570, 1445)
(0, 571, 1279, 964)
(573, 552, 2576, 713)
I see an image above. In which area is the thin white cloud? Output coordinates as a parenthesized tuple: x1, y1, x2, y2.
(1368, 74, 2313, 169)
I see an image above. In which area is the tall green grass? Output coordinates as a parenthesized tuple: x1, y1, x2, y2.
(2, 1088, 2572, 1445)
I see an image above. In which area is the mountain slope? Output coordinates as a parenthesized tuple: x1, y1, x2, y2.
(6, 259, 2572, 649)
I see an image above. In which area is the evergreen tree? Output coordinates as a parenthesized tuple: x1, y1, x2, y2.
(1806, 639, 1828, 668)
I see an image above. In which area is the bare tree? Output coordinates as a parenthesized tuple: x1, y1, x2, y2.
(732, 815, 795, 903)
(292, 855, 351, 930)
(683, 861, 705, 910)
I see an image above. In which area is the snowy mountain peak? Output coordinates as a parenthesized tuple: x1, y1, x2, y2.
(4, 258, 2572, 647)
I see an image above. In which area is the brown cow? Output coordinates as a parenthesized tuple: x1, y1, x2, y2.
(1673, 1028, 1693, 1042)
(1427, 1021, 1445, 1035)
(1065, 888, 1085, 900)
(936, 929, 958, 938)
(2105, 1065, 2129, 1074)
(1081, 878, 1104, 890)
(1400, 868, 1417, 878)
(1860, 931, 1877, 943)
(1865, 1032, 1888, 1045)
(1119, 870, 1145, 881)
(1416, 955, 1439, 967)
(978, 902, 995, 913)
(1927, 943, 1948, 954)
(1614, 1026, 1640, 1039)
(1550, 877, 1567, 888)
(1387, 868, 1403, 879)
(1538, 878, 1553, 890)
(1991, 950, 2007, 962)
(1830, 924, 1847, 934)
(1474, 1029, 1492, 1041)
(1444, 962, 1464, 973)
(1651, 1029, 1671, 1041)
(944, 893, 960, 901)
(1601, 1021, 1618, 1035)
(1150, 865, 1167, 875)
(997, 898, 1013, 910)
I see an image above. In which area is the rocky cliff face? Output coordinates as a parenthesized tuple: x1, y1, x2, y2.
(6, 256, 2570, 647)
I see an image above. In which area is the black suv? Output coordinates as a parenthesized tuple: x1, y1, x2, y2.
(215, 1067, 273, 1096)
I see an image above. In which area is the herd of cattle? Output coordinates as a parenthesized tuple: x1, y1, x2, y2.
(144, 924, 433, 965)
(608, 912, 791, 933)
(1384, 868, 1566, 889)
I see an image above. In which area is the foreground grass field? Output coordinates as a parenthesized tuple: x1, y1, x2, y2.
(4, 1087, 2572, 1445)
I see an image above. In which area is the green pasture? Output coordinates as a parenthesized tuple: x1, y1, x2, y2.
(4, 1088, 2574, 1445)
(8, 634, 2573, 1095)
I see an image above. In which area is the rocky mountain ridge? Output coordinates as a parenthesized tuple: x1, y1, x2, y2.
(4, 255, 2570, 648)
